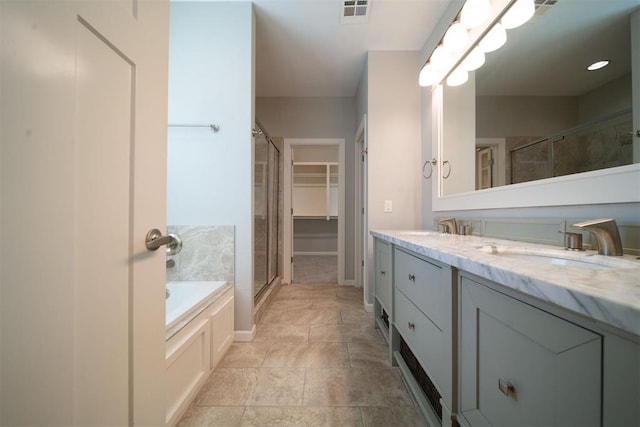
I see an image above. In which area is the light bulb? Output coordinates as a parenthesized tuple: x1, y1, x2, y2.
(461, 46, 485, 71)
(460, 0, 491, 29)
(586, 60, 610, 71)
(430, 45, 453, 72)
(443, 22, 469, 53)
(418, 63, 439, 87)
(479, 23, 507, 53)
(501, 0, 535, 30)
(447, 67, 469, 87)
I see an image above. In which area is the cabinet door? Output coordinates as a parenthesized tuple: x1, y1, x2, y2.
(374, 239, 392, 313)
(459, 275, 601, 427)
(210, 294, 235, 369)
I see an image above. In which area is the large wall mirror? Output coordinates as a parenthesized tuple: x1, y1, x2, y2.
(435, 0, 640, 210)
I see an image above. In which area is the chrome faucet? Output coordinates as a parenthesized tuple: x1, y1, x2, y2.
(438, 217, 458, 235)
(572, 218, 624, 256)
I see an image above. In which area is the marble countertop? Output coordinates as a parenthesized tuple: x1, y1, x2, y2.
(371, 230, 640, 337)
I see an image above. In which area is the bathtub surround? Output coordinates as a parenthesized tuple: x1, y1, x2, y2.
(167, 225, 235, 283)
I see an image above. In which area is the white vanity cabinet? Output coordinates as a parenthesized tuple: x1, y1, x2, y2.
(458, 274, 601, 427)
(373, 238, 392, 341)
(391, 247, 455, 426)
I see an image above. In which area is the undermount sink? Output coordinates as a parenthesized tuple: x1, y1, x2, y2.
(478, 245, 639, 269)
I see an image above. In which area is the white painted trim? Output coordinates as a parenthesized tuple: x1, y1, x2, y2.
(364, 301, 374, 313)
(234, 324, 256, 342)
(284, 138, 346, 285)
(434, 163, 640, 211)
(354, 114, 368, 299)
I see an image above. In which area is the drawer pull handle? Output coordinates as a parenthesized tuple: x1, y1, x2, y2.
(408, 274, 416, 282)
(408, 321, 415, 330)
(380, 270, 386, 276)
(498, 378, 516, 398)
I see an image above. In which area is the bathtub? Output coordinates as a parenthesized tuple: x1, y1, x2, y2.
(165, 281, 230, 340)
(165, 280, 234, 425)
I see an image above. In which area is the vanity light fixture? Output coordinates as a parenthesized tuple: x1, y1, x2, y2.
(479, 23, 507, 53)
(460, 0, 491, 29)
(586, 60, 610, 71)
(501, 0, 535, 30)
(431, 45, 454, 71)
(460, 46, 485, 71)
(446, 67, 469, 86)
(443, 22, 469, 52)
(419, 63, 439, 86)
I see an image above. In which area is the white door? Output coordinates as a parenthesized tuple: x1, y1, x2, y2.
(1, 1, 168, 425)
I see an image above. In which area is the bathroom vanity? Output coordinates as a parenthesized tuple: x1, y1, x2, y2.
(372, 230, 640, 427)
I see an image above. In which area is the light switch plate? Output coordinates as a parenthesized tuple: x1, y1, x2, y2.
(384, 200, 392, 213)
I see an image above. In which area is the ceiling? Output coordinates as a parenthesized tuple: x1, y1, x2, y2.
(244, 0, 451, 97)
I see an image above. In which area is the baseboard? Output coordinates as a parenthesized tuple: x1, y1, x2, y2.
(234, 324, 256, 342)
(293, 251, 338, 256)
(341, 279, 355, 286)
(364, 301, 374, 313)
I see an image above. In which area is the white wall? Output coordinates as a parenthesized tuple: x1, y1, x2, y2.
(168, 2, 255, 333)
(256, 96, 356, 280)
(366, 51, 423, 303)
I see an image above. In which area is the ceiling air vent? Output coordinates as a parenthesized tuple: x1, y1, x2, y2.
(340, 0, 371, 24)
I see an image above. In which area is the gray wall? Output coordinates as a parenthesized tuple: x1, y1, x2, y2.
(168, 2, 255, 334)
(256, 96, 357, 280)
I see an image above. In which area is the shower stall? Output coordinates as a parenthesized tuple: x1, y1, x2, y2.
(253, 120, 280, 301)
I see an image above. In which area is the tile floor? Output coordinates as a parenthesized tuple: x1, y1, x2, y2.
(293, 255, 338, 283)
(177, 283, 428, 426)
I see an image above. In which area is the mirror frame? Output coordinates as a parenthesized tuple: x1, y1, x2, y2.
(431, 4, 640, 212)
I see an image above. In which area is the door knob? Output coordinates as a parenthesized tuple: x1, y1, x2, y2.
(145, 228, 182, 254)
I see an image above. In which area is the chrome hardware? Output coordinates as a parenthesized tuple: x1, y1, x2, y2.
(166, 259, 175, 268)
(166, 288, 171, 299)
(558, 231, 584, 251)
(438, 217, 458, 234)
(442, 160, 451, 179)
(168, 123, 220, 132)
(408, 274, 416, 282)
(422, 158, 437, 179)
(408, 322, 415, 330)
(422, 158, 451, 179)
(145, 229, 182, 252)
(630, 129, 640, 137)
(572, 218, 623, 256)
(498, 378, 516, 398)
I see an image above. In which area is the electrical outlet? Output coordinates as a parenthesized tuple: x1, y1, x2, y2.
(384, 200, 392, 213)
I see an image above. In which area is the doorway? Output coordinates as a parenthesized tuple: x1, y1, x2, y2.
(283, 139, 345, 285)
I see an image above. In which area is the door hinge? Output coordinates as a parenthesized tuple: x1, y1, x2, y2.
(362, 207, 365, 214)
(291, 208, 294, 215)
(291, 256, 294, 263)
(362, 260, 364, 267)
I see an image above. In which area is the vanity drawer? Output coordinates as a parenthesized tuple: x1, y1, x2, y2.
(395, 288, 448, 396)
(394, 248, 447, 328)
(374, 239, 392, 312)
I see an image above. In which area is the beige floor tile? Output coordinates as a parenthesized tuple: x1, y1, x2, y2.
(303, 367, 414, 407)
(337, 287, 364, 301)
(361, 407, 429, 427)
(262, 342, 349, 368)
(196, 368, 258, 406)
(267, 298, 314, 312)
(348, 341, 391, 368)
(245, 367, 306, 406)
(309, 323, 384, 343)
(253, 323, 309, 343)
(177, 405, 245, 427)
(341, 308, 374, 324)
(240, 406, 363, 427)
(279, 308, 342, 326)
(219, 342, 271, 368)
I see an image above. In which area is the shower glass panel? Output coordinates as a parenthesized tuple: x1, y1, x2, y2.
(254, 124, 279, 300)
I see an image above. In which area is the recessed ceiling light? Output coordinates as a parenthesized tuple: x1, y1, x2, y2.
(586, 60, 610, 71)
